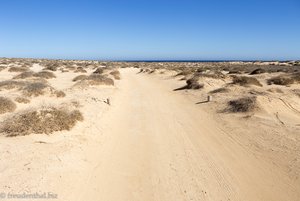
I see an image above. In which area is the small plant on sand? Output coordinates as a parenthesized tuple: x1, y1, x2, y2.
(174, 76, 204, 91)
(93, 68, 104, 74)
(110, 70, 121, 80)
(249, 68, 266, 75)
(85, 74, 114, 86)
(22, 82, 49, 97)
(267, 76, 294, 86)
(74, 67, 87, 73)
(225, 96, 257, 113)
(13, 71, 34, 79)
(8, 67, 28, 72)
(0, 107, 84, 136)
(0, 97, 16, 114)
(33, 71, 56, 79)
(0, 80, 28, 90)
(232, 76, 262, 87)
(72, 75, 88, 82)
(55, 90, 66, 98)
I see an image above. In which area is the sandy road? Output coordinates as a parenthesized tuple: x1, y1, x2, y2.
(77, 68, 299, 201)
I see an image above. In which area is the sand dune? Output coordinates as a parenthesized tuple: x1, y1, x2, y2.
(0, 60, 299, 201)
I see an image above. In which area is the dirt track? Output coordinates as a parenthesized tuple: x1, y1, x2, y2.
(75, 68, 299, 201)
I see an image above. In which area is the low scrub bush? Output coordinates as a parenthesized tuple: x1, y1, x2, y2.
(232, 76, 262, 87)
(1, 107, 83, 136)
(0, 97, 16, 114)
(72, 75, 88, 82)
(226, 96, 257, 113)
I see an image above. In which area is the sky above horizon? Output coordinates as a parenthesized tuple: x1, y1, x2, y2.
(0, 0, 299, 60)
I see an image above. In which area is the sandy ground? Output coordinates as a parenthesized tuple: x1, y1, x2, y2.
(0, 67, 299, 201)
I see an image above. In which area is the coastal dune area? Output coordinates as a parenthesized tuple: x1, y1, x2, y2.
(0, 58, 300, 201)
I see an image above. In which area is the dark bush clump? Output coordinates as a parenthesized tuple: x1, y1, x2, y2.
(232, 76, 262, 87)
(249, 68, 266, 75)
(226, 96, 257, 113)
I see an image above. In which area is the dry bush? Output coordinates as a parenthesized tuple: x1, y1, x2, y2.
(267, 76, 294, 85)
(0, 80, 27, 90)
(8, 67, 28, 72)
(33, 71, 56, 79)
(93, 68, 104, 74)
(232, 76, 262, 87)
(0, 66, 6, 71)
(14, 71, 56, 79)
(0, 97, 16, 114)
(74, 67, 87, 73)
(249, 68, 266, 75)
(15, 97, 30, 104)
(225, 96, 257, 113)
(13, 71, 34, 79)
(85, 74, 114, 86)
(43, 63, 59, 71)
(55, 91, 66, 97)
(72, 75, 88, 82)
(175, 70, 193, 77)
(209, 87, 229, 94)
(110, 70, 121, 80)
(22, 82, 49, 97)
(0, 107, 83, 136)
(174, 76, 204, 91)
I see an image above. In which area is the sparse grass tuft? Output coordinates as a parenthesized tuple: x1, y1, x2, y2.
(226, 96, 257, 113)
(0, 97, 16, 114)
(1, 107, 83, 136)
(232, 76, 262, 87)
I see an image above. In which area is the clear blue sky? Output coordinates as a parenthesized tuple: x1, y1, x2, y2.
(0, 0, 299, 60)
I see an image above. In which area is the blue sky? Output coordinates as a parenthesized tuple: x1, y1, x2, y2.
(0, 0, 299, 60)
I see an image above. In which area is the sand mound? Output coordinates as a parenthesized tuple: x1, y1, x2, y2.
(1, 107, 83, 137)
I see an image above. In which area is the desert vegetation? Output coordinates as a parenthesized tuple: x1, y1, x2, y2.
(0, 97, 17, 114)
(225, 96, 257, 113)
(1, 107, 83, 137)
